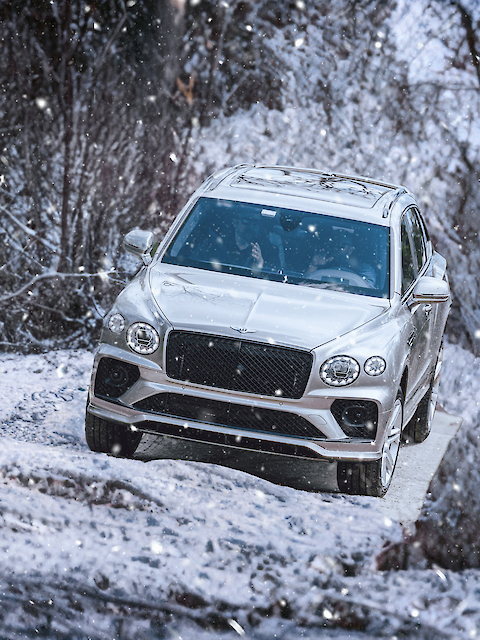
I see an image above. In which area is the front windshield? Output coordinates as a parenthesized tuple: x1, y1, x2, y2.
(161, 198, 390, 298)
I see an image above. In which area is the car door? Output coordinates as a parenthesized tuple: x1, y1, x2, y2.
(401, 209, 432, 403)
(410, 207, 436, 362)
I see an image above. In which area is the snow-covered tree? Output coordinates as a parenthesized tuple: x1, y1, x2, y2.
(0, 0, 188, 349)
(2, 0, 480, 356)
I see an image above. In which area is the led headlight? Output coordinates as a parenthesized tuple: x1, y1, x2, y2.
(126, 322, 160, 355)
(364, 356, 386, 376)
(320, 355, 360, 387)
(107, 313, 125, 334)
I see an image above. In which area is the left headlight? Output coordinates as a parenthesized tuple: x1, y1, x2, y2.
(320, 355, 360, 387)
(126, 322, 160, 355)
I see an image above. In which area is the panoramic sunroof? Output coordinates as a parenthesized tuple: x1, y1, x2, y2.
(232, 167, 394, 209)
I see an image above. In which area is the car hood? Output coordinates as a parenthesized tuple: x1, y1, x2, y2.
(149, 265, 388, 351)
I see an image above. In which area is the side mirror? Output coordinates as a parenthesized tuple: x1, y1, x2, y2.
(409, 276, 450, 308)
(124, 229, 156, 265)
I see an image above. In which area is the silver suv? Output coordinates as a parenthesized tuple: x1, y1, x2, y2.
(86, 165, 451, 496)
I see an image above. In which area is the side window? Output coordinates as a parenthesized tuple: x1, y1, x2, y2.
(401, 215, 415, 295)
(409, 208, 427, 272)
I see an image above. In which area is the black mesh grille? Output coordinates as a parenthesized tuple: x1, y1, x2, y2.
(133, 393, 325, 439)
(94, 357, 140, 399)
(165, 331, 312, 399)
(331, 399, 378, 440)
(136, 421, 323, 459)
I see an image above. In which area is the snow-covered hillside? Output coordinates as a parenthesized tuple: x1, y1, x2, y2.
(2, 0, 480, 356)
(0, 344, 479, 639)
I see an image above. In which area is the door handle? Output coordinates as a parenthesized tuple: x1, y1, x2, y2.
(424, 304, 432, 314)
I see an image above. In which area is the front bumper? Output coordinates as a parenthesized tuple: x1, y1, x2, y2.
(88, 344, 395, 462)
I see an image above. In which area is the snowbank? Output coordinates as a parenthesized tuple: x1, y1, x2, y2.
(380, 341, 480, 571)
(0, 344, 479, 638)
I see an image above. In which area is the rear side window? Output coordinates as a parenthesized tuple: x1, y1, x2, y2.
(408, 208, 427, 273)
(401, 215, 415, 295)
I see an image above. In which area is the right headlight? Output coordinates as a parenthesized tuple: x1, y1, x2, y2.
(126, 322, 160, 355)
(320, 355, 360, 387)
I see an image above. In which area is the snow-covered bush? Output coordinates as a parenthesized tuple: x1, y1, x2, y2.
(0, 0, 190, 350)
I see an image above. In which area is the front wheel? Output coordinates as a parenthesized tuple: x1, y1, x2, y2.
(337, 390, 403, 497)
(403, 344, 443, 444)
(85, 411, 142, 457)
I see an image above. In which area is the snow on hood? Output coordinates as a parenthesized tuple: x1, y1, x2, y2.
(149, 265, 387, 350)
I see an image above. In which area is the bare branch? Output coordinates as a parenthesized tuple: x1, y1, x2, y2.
(0, 272, 106, 304)
(92, 12, 129, 79)
(32, 38, 60, 85)
(28, 302, 87, 325)
(318, 592, 457, 640)
(0, 204, 58, 252)
(451, 1, 480, 86)
(0, 233, 45, 272)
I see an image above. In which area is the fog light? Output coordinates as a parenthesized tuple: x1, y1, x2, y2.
(94, 357, 140, 399)
(106, 363, 129, 388)
(126, 322, 159, 355)
(331, 399, 378, 440)
(341, 404, 369, 427)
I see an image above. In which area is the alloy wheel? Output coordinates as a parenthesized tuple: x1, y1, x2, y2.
(380, 397, 402, 489)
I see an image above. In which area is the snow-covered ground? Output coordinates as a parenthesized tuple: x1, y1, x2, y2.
(0, 342, 479, 639)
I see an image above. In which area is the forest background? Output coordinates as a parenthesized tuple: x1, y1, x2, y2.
(1, 0, 480, 356)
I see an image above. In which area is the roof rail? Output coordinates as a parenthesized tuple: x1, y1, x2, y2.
(382, 187, 407, 218)
(204, 163, 254, 192)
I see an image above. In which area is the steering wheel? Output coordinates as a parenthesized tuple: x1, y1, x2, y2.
(308, 267, 373, 288)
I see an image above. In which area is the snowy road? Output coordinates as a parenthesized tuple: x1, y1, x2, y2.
(379, 409, 462, 524)
(0, 348, 473, 639)
(137, 409, 462, 525)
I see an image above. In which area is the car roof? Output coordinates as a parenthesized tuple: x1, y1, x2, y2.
(199, 164, 415, 226)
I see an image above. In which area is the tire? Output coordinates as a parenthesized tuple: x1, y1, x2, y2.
(403, 344, 443, 444)
(337, 390, 403, 497)
(85, 411, 142, 457)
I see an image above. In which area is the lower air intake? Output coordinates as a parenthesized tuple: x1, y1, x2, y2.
(94, 357, 140, 399)
(331, 399, 378, 440)
(134, 393, 325, 439)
